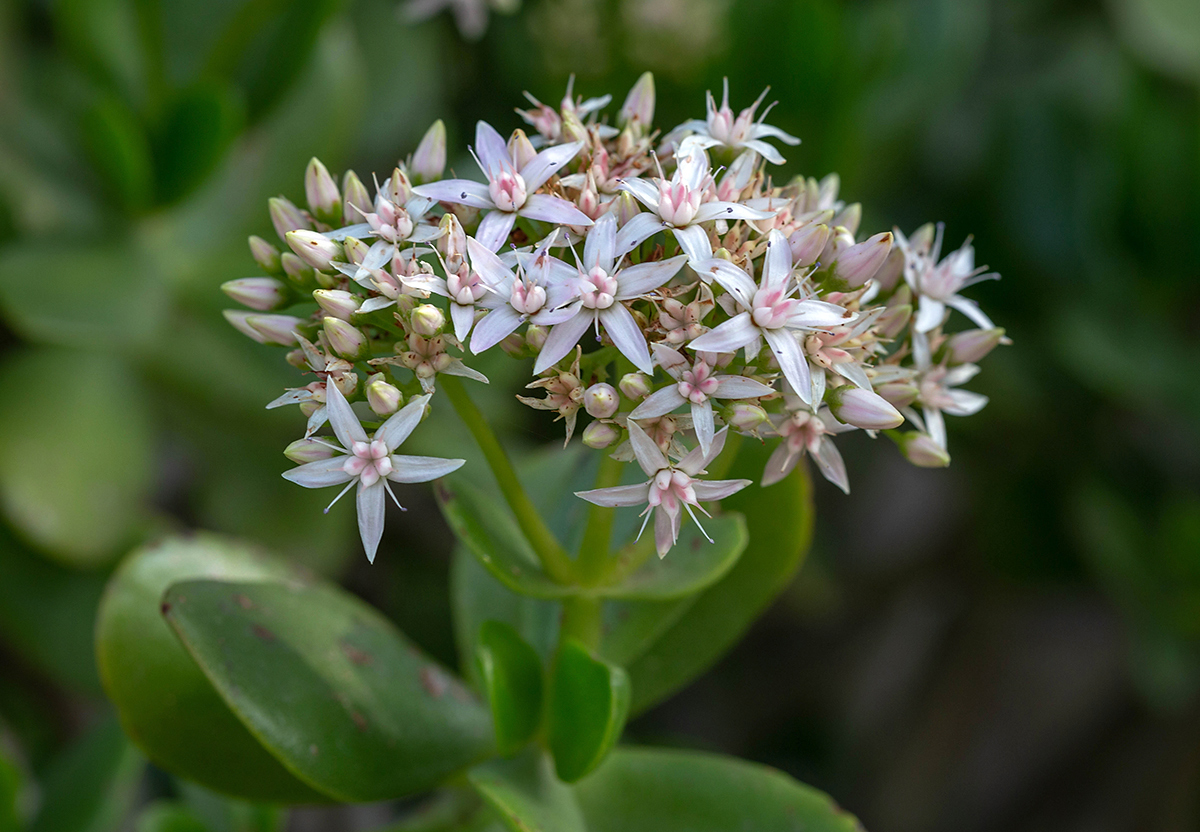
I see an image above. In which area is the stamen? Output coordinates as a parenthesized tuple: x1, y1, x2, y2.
(324, 479, 357, 514)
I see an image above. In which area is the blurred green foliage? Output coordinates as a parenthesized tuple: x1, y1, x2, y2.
(0, 0, 1196, 829)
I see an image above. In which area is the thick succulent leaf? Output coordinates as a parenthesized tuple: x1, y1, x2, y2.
(163, 577, 494, 802)
(575, 747, 863, 832)
(96, 534, 324, 802)
(597, 514, 748, 600)
(547, 640, 630, 783)
(619, 444, 815, 713)
(468, 752, 585, 832)
(476, 622, 544, 757)
(29, 718, 144, 832)
(152, 83, 244, 205)
(436, 477, 571, 599)
(0, 348, 154, 566)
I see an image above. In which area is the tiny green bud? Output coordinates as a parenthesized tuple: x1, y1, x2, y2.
(727, 403, 769, 432)
(582, 421, 620, 449)
(305, 158, 341, 224)
(366, 374, 403, 416)
(323, 317, 367, 358)
(525, 324, 547, 351)
(825, 384, 904, 430)
(410, 120, 447, 182)
(896, 431, 951, 468)
(343, 236, 370, 266)
(619, 372, 651, 400)
(280, 252, 314, 284)
(410, 304, 445, 337)
(619, 71, 655, 131)
(314, 289, 361, 320)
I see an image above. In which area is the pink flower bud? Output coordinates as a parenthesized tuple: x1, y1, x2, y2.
(248, 235, 282, 274)
(269, 196, 310, 241)
(619, 71, 655, 131)
(411, 304, 445, 337)
(500, 332, 525, 357)
(611, 192, 641, 228)
(280, 253, 312, 285)
(872, 246, 906, 292)
(342, 170, 371, 224)
(411, 120, 447, 182)
(582, 421, 621, 449)
(583, 383, 619, 419)
(323, 317, 367, 358)
(727, 403, 769, 432)
(897, 431, 951, 468)
(343, 236, 369, 266)
(525, 324, 547, 352)
(833, 231, 893, 287)
(286, 230, 340, 272)
(946, 328, 1006, 364)
(313, 289, 361, 320)
(223, 310, 270, 344)
(826, 385, 903, 430)
(222, 277, 288, 311)
(876, 303, 911, 339)
(508, 129, 538, 172)
(366, 374, 403, 416)
(874, 381, 919, 408)
(245, 314, 303, 346)
(305, 158, 341, 222)
(787, 222, 830, 268)
(285, 438, 337, 464)
(619, 372, 651, 400)
(831, 203, 861, 236)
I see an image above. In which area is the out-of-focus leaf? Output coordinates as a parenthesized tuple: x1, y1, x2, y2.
(467, 752, 584, 832)
(1111, 0, 1200, 81)
(96, 534, 323, 803)
(618, 445, 815, 714)
(0, 348, 153, 566)
(175, 782, 285, 832)
(153, 84, 245, 205)
(134, 802, 209, 832)
(0, 527, 106, 692)
(29, 718, 143, 832)
(79, 96, 154, 213)
(547, 640, 629, 783)
(164, 577, 494, 802)
(0, 244, 168, 349)
(52, 0, 146, 104)
(476, 622, 543, 757)
(574, 747, 862, 832)
(436, 478, 570, 600)
(0, 736, 23, 832)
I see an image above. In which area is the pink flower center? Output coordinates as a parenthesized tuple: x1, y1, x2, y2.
(369, 200, 413, 243)
(676, 360, 719, 403)
(648, 468, 698, 515)
(344, 439, 392, 487)
(447, 268, 486, 305)
(782, 411, 824, 456)
(580, 267, 619, 310)
(657, 181, 702, 227)
(510, 277, 547, 315)
(489, 170, 528, 212)
(750, 287, 793, 329)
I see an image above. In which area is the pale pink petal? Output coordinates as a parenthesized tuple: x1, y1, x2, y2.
(671, 224, 712, 263)
(356, 481, 386, 564)
(534, 309, 592, 374)
(598, 303, 653, 374)
(584, 212, 618, 273)
(282, 457, 353, 488)
(412, 179, 494, 210)
(654, 508, 678, 558)
(576, 482, 651, 508)
(615, 255, 686, 299)
(450, 302, 475, 341)
(475, 121, 512, 177)
(691, 400, 715, 455)
(521, 141, 583, 192)
(470, 305, 524, 354)
(629, 386, 687, 420)
(467, 237, 516, 288)
(763, 328, 812, 405)
(627, 421, 668, 476)
(476, 210, 517, 252)
(323, 374, 368, 448)
(741, 138, 787, 165)
(688, 312, 758, 353)
(761, 230, 793, 292)
(616, 178, 661, 211)
(711, 376, 774, 399)
(786, 299, 850, 329)
(691, 478, 752, 501)
(519, 194, 593, 226)
(377, 394, 432, 452)
(614, 212, 666, 257)
(942, 389, 988, 417)
(761, 442, 797, 487)
(692, 201, 776, 223)
(814, 436, 849, 494)
(914, 297, 947, 333)
(945, 294, 995, 330)
(696, 259, 756, 307)
(387, 455, 465, 483)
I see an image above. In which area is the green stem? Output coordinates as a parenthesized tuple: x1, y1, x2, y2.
(440, 375, 575, 584)
(560, 596, 602, 650)
(575, 452, 625, 586)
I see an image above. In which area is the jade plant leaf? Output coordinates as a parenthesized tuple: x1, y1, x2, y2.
(0, 738, 22, 832)
(163, 577, 494, 802)
(96, 533, 324, 803)
(574, 747, 862, 832)
(476, 622, 544, 757)
(467, 752, 585, 832)
(436, 478, 571, 599)
(29, 718, 144, 832)
(618, 444, 815, 714)
(547, 640, 630, 783)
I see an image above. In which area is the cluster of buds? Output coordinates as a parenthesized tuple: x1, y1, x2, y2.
(225, 73, 1005, 561)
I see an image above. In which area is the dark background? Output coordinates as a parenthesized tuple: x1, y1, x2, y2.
(0, 0, 1198, 830)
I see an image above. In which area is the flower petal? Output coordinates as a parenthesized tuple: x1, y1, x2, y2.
(282, 457, 352, 488)
(475, 121, 512, 177)
(692, 201, 776, 223)
(615, 255, 686, 299)
(614, 212, 666, 257)
(584, 212, 618, 274)
(467, 237, 516, 288)
(688, 311, 758, 353)
(575, 482, 651, 508)
(413, 179, 494, 210)
(763, 328, 812, 405)
(470, 305, 524, 354)
(521, 141, 583, 192)
(691, 400, 715, 455)
(671, 224, 712, 263)
(712, 375, 774, 399)
(450, 302, 475, 341)
(356, 481, 386, 564)
(691, 478, 752, 502)
(761, 230, 793, 292)
(599, 303, 653, 374)
(696, 258, 756, 307)
(323, 374, 368, 448)
(813, 436, 849, 494)
(387, 454, 465, 483)
(616, 177, 661, 211)
(760, 442, 796, 487)
(627, 420, 668, 476)
(629, 386, 687, 420)
(534, 308, 592, 374)
(786, 299, 850, 329)
(519, 194, 593, 226)
(378, 393, 432, 452)
(914, 297, 947, 333)
(476, 210, 517, 252)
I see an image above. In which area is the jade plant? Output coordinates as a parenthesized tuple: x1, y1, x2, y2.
(98, 72, 1004, 829)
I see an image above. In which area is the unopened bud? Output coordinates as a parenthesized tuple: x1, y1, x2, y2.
(525, 324, 547, 352)
(342, 170, 371, 224)
(245, 314, 303, 346)
(872, 246, 905, 292)
(286, 230, 340, 272)
(269, 197, 310, 241)
(331, 371, 358, 398)
(285, 438, 337, 464)
(832, 203, 861, 236)
(314, 289, 361, 320)
(280, 253, 313, 284)
(366, 374, 403, 416)
(223, 310, 270, 344)
(788, 223, 830, 268)
(222, 277, 288, 311)
(582, 421, 620, 449)
(820, 226, 854, 266)
(323, 317, 367, 358)
(411, 304, 445, 337)
(343, 236, 369, 265)
(619, 372, 651, 400)
(896, 431, 951, 468)
(611, 192, 641, 228)
(875, 381, 919, 408)
(508, 129, 538, 172)
(583, 383, 619, 419)
(500, 332, 525, 357)
(946, 328, 1006, 364)
(248, 235, 282, 274)
(876, 303, 911, 339)
(826, 385, 903, 430)
(833, 232, 893, 288)
(411, 120, 447, 182)
(305, 158, 341, 223)
(438, 213, 468, 270)
(619, 71, 655, 131)
(726, 403, 768, 432)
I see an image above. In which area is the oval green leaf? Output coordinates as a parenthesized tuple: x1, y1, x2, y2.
(96, 533, 324, 802)
(476, 622, 544, 758)
(468, 752, 585, 832)
(163, 577, 494, 802)
(575, 747, 863, 832)
(547, 640, 629, 783)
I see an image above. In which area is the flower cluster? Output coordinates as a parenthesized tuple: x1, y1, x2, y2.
(224, 73, 1006, 561)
